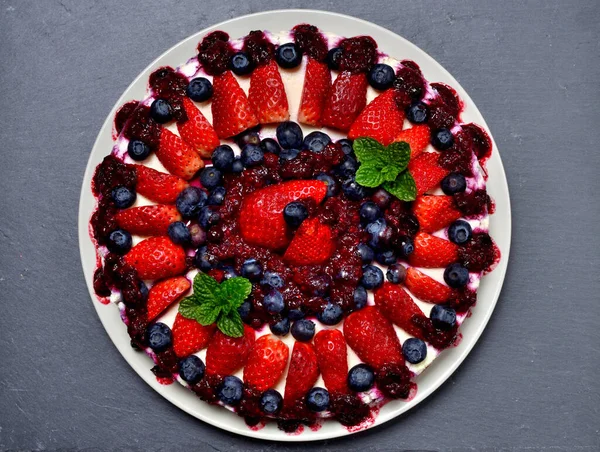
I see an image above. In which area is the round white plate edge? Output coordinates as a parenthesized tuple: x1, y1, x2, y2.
(78, 9, 512, 442)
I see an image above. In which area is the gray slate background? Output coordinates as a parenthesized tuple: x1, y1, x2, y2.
(1, 0, 599, 450)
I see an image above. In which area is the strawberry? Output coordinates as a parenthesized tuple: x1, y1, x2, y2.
(239, 180, 328, 250)
(321, 71, 368, 131)
(283, 218, 335, 266)
(404, 267, 454, 304)
(374, 282, 428, 340)
(172, 313, 216, 357)
(344, 306, 404, 370)
(205, 325, 256, 377)
(176, 97, 220, 158)
(409, 232, 459, 268)
(115, 205, 181, 236)
(248, 60, 289, 124)
(348, 89, 404, 145)
(283, 342, 319, 407)
(395, 124, 431, 158)
(211, 70, 259, 139)
(413, 195, 461, 233)
(243, 334, 289, 391)
(156, 128, 204, 180)
(146, 276, 190, 321)
(313, 329, 349, 394)
(124, 236, 187, 280)
(298, 58, 331, 126)
(408, 151, 449, 195)
(135, 165, 188, 204)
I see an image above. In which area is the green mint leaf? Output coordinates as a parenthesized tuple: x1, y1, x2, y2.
(353, 137, 386, 167)
(178, 296, 202, 320)
(192, 272, 221, 305)
(196, 303, 222, 326)
(383, 170, 417, 201)
(217, 311, 244, 338)
(384, 141, 411, 171)
(380, 164, 402, 182)
(220, 277, 252, 308)
(355, 164, 384, 187)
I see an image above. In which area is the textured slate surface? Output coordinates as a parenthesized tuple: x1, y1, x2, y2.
(0, 0, 599, 451)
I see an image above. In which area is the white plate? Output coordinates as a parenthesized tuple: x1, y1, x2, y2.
(78, 9, 511, 442)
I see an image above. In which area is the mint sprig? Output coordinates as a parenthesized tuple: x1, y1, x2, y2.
(353, 137, 416, 201)
(178, 272, 252, 338)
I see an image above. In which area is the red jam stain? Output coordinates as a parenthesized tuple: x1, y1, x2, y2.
(122, 105, 161, 150)
(343, 405, 379, 433)
(114, 100, 140, 136)
(438, 127, 475, 176)
(458, 232, 498, 273)
(156, 376, 175, 385)
(462, 123, 493, 164)
(243, 30, 274, 66)
(430, 82, 462, 119)
(338, 36, 378, 73)
(308, 420, 323, 431)
(293, 24, 328, 62)
(198, 31, 233, 76)
(454, 189, 492, 217)
(394, 63, 426, 100)
(248, 421, 266, 431)
(149, 66, 188, 122)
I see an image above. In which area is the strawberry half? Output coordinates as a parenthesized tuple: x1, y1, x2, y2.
(248, 60, 289, 124)
(374, 282, 428, 340)
(146, 276, 190, 321)
(395, 124, 431, 158)
(283, 218, 335, 266)
(413, 195, 461, 233)
(404, 267, 454, 304)
(211, 70, 258, 139)
(283, 342, 319, 408)
(156, 128, 204, 180)
(344, 306, 404, 370)
(409, 232, 459, 268)
(177, 97, 220, 158)
(124, 236, 187, 280)
(313, 329, 349, 394)
(205, 326, 256, 377)
(239, 180, 328, 250)
(321, 71, 368, 132)
(115, 205, 181, 236)
(298, 58, 331, 126)
(348, 89, 404, 145)
(172, 313, 216, 357)
(408, 151, 449, 196)
(135, 165, 188, 204)
(243, 334, 289, 392)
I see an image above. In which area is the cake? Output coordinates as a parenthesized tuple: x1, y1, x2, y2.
(89, 24, 500, 433)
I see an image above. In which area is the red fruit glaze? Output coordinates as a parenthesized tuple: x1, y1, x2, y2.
(458, 232, 498, 273)
(149, 67, 188, 121)
(243, 30, 275, 66)
(337, 36, 378, 73)
(123, 105, 161, 150)
(293, 24, 328, 61)
(198, 31, 233, 76)
(114, 101, 139, 135)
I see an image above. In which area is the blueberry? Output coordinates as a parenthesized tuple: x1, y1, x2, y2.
(168, 221, 191, 245)
(199, 167, 222, 190)
(359, 201, 382, 224)
(178, 355, 205, 384)
(357, 243, 375, 264)
(263, 290, 285, 314)
(283, 201, 308, 228)
(188, 224, 206, 247)
(432, 128, 454, 150)
(402, 338, 427, 364)
(241, 258, 262, 281)
(107, 229, 132, 254)
(315, 173, 338, 198)
(276, 121, 303, 149)
(368, 64, 395, 90)
(236, 129, 261, 148)
(372, 188, 392, 209)
(335, 156, 358, 178)
(291, 319, 315, 342)
(146, 322, 172, 352)
(275, 43, 302, 68)
(361, 265, 384, 290)
(353, 286, 368, 310)
(218, 264, 238, 280)
(342, 177, 371, 201)
(127, 140, 151, 161)
(150, 98, 172, 123)
(207, 186, 226, 206)
(260, 389, 283, 415)
(347, 364, 375, 392)
(375, 249, 397, 266)
(306, 387, 330, 412)
(303, 131, 331, 153)
(279, 148, 300, 162)
(366, 218, 394, 250)
(430, 305, 457, 330)
(260, 271, 284, 289)
(111, 186, 136, 209)
(444, 263, 470, 288)
(406, 101, 429, 124)
(269, 317, 290, 336)
(448, 220, 472, 245)
(326, 47, 343, 70)
(138, 281, 149, 303)
(240, 144, 264, 167)
(287, 308, 305, 321)
(211, 145, 235, 171)
(217, 375, 243, 405)
(395, 235, 415, 257)
(194, 245, 216, 271)
(386, 264, 407, 284)
(238, 301, 252, 321)
(260, 138, 281, 155)
(198, 206, 220, 229)
(186, 77, 213, 102)
(231, 157, 245, 173)
(176, 187, 207, 219)
(337, 138, 353, 155)
(317, 303, 343, 326)
(441, 172, 467, 195)
(230, 51, 253, 75)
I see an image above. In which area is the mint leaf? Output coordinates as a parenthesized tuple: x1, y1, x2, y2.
(353, 138, 385, 166)
(178, 296, 202, 320)
(220, 277, 252, 308)
(380, 164, 402, 182)
(196, 303, 222, 326)
(217, 311, 244, 338)
(355, 165, 384, 187)
(383, 171, 417, 201)
(192, 272, 220, 305)
(384, 141, 411, 171)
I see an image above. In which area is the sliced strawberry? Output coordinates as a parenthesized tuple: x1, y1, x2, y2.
(374, 282, 428, 340)
(348, 89, 404, 145)
(124, 236, 187, 280)
(404, 267, 454, 304)
(248, 60, 289, 124)
(409, 232, 459, 268)
(135, 165, 188, 204)
(313, 329, 349, 394)
(211, 70, 258, 139)
(344, 306, 404, 370)
(239, 180, 328, 250)
(177, 97, 220, 158)
(243, 334, 289, 392)
(321, 71, 368, 131)
(408, 151, 449, 195)
(146, 276, 190, 321)
(283, 342, 319, 408)
(156, 128, 204, 180)
(205, 325, 256, 377)
(115, 205, 181, 236)
(413, 195, 461, 233)
(283, 218, 334, 266)
(172, 313, 216, 357)
(298, 58, 331, 126)
(395, 124, 431, 158)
